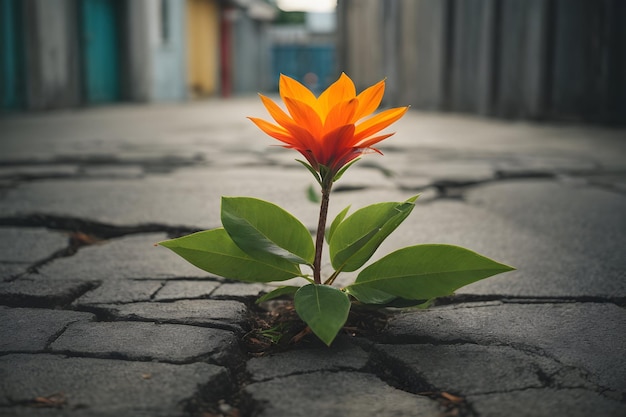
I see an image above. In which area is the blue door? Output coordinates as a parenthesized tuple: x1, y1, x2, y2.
(271, 44, 336, 95)
(81, 0, 120, 103)
(1, 0, 23, 110)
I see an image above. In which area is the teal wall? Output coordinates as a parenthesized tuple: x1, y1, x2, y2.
(1, 0, 276, 111)
(81, 0, 121, 103)
(1, 0, 23, 110)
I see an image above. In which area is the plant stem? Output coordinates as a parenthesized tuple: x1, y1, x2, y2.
(313, 181, 332, 284)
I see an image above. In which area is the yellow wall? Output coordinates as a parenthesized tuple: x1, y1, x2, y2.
(186, 0, 219, 96)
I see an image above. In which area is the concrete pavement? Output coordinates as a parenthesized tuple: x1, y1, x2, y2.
(1, 97, 625, 416)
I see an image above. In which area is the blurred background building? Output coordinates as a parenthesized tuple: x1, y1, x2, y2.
(1, 0, 624, 125)
(338, 0, 625, 125)
(0, 0, 282, 110)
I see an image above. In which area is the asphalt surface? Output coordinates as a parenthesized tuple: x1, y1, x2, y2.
(1, 97, 625, 417)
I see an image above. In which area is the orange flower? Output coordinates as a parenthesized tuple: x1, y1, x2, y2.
(249, 73, 408, 178)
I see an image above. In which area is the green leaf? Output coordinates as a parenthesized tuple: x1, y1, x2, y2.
(296, 159, 321, 186)
(385, 298, 433, 309)
(158, 228, 301, 283)
(221, 197, 315, 265)
(346, 285, 432, 307)
(307, 184, 320, 203)
(256, 285, 300, 304)
(325, 205, 351, 242)
(351, 244, 515, 300)
(294, 284, 351, 346)
(333, 158, 361, 182)
(345, 285, 396, 304)
(329, 195, 419, 272)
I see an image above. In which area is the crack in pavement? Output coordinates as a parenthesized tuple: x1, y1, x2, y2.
(0, 214, 200, 282)
(433, 294, 626, 308)
(2, 290, 624, 416)
(0, 213, 199, 240)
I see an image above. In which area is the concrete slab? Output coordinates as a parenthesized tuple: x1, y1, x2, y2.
(385, 302, 626, 394)
(73, 280, 162, 305)
(493, 154, 598, 175)
(0, 227, 67, 263)
(396, 160, 496, 183)
(0, 167, 420, 231)
(2, 99, 626, 417)
(375, 344, 559, 395)
(81, 165, 144, 179)
(35, 233, 207, 281)
(0, 279, 95, 308)
(365, 198, 626, 298)
(247, 339, 370, 381)
(153, 279, 221, 301)
(466, 179, 626, 270)
(468, 388, 626, 417)
(0, 164, 78, 179)
(244, 371, 441, 417)
(0, 307, 94, 352)
(211, 282, 268, 299)
(0, 263, 27, 281)
(0, 354, 230, 417)
(0, 167, 317, 229)
(93, 299, 248, 332)
(50, 321, 238, 364)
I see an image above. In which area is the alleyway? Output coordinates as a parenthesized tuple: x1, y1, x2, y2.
(1, 98, 625, 416)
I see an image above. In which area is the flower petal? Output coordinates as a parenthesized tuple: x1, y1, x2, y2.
(250, 73, 409, 175)
(284, 123, 323, 159)
(279, 74, 318, 112)
(317, 73, 356, 120)
(354, 106, 409, 142)
(324, 98, 358, 135)
(248, 117, 301, 147)
(354, 79, 385, 121)
(320, 123, 356, 166)
(355, 132, 395, 149)
(259, 94, 294, 128)
(284, 97, 323, 139)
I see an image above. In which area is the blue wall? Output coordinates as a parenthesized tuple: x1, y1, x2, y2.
(151, 0, 186, 101)
(271, 44, 336, 95)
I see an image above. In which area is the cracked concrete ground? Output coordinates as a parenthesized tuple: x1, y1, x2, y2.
(1, 98, 625, 416)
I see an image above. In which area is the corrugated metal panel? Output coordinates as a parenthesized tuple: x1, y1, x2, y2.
(338, 0, 626, 124)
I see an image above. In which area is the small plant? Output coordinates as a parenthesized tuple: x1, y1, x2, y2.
(159, 73, 514, 346)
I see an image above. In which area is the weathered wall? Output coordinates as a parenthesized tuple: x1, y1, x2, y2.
(233, 13, 273, 94)
(337, 0, 385, 92)
(125, 0, 152, 102)
(150, 0, 187, 101)
(338, 0, 626, 124)
(3, 0, 277, 110)
(400, 0, 451, 111)
(22, 0, 80, 110)
(233, 11, 258, 94)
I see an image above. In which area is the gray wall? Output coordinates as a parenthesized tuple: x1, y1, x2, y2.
(233, 12, 274, 94)
(22, 0, 81, 110)
(125, 0, 152, 102)
(337, 0, 626, 124)
(337, 0, 385, 93)
(125, 0, 187, 102)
